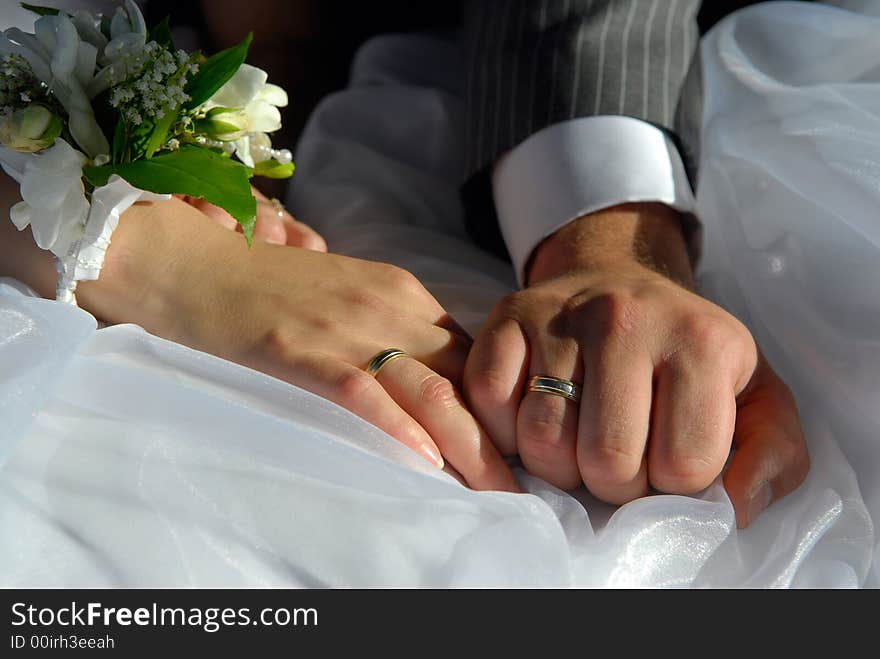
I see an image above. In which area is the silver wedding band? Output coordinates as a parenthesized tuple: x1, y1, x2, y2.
(526, 375, 582, 403)
(366, 348, 409, 377)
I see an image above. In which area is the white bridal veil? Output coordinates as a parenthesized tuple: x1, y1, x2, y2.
(1, 1, 878, 587)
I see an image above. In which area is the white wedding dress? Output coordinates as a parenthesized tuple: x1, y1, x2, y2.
(1, 1, 878, 587)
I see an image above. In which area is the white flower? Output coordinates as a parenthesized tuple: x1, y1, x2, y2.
(110, 0, 147, 42)
(83, 1, 151, 99)
(199, 63, 288, 166)
(0, 14, 109, 159)
(203, 63, 288, 132)
(0, 104, 62, 152)
(101, 0, 147, 69)
(9, 138, 90, 258)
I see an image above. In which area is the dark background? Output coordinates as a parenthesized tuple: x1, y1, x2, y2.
(143, 0, 764, 158)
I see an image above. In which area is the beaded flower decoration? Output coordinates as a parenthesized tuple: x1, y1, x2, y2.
(0, 1, 294, 304)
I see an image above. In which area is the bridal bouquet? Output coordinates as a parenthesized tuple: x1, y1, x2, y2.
(0, 1, 293, 303)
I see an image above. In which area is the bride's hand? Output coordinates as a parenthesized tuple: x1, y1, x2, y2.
(78, 197, 518, 493)
(179, 186, 327, 251)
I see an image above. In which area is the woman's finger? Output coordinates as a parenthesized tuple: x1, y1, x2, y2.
(249, 188, 327, 251)
(251, 199, 288, 245)
(376, 355, 520, 492)
(182, 188, 327, 249)
(181, 193, 284, 244)
(283, 218, 328, 251)
(182, 195, 237, 230)
(267, 351, 444, 469)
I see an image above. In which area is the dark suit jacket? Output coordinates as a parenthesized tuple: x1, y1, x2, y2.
(460, 0, 771, 260)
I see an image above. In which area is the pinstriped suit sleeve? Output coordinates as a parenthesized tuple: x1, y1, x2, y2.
(462, 0, 703, 281)
(463, 0, 701, 179)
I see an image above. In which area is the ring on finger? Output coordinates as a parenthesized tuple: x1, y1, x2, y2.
(366, 348, 409, 377)
(526, 375, 582, 403)
(268, 197, 286, 218)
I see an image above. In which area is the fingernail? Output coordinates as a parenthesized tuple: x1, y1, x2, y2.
(747, 482, 773, 525)
(420, 443, 445, 469)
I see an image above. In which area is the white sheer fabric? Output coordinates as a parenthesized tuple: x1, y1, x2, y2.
(0, 1, 877, 587)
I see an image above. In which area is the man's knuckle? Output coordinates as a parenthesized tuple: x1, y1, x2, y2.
(586, 292, 644, 339)
(519, 432, 564, 465)
(680, 314, 735, 359)
(650, 453, 720, 494)
(579, 442, 644, 487)
(519, 403, 574, 451)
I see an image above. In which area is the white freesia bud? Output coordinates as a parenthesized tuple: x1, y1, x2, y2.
(110, 0, 148, 41)
(0, 105, 62, 152)
(198, 107, 250, 142)
(198, 64, 289, 166)
(9, 138, 90, 258)
(1, 16, 109, 159)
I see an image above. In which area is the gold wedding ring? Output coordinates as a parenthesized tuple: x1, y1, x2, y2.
(526, 375, 582, 403)
(366, 348, 409, 377)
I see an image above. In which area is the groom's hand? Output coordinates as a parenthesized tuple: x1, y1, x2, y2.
(464, 203, 810, 527)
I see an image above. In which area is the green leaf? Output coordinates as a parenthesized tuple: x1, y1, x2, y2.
(144, 105, 178, 159)
(84, 146, 257, 243)
(253, 159, 295, 179)
(148, 16, 175, 49)
(20, 3, 59, 16)
(128, 126, 152, 161)
(184, 33, 253, 110)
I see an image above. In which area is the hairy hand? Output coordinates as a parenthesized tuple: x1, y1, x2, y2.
(464, 203, 808, 526)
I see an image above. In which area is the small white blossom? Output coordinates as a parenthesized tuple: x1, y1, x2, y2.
(198, 64, 288, 166)
(106, 40, 195, 127)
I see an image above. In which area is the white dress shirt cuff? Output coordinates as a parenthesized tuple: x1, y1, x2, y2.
(491, 115, 697, 287)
